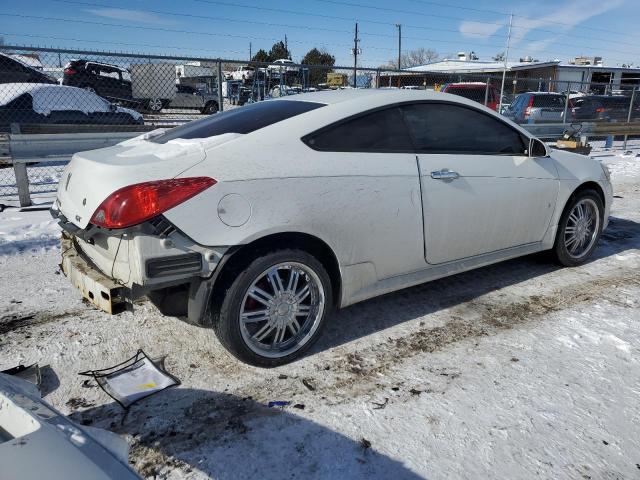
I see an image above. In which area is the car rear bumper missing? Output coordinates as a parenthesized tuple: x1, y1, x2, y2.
(60, 232, 128, 314)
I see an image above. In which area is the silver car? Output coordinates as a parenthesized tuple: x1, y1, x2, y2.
(504, 92, 566, 123)
(169, 84, 219, 114)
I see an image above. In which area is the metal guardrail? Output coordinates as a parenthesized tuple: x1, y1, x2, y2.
(6, 131, 143, 164)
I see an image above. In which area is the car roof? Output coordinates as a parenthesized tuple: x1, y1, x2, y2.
(0, 83, 100, 106)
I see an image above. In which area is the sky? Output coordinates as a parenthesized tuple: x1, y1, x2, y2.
(1, 0, 639, 67)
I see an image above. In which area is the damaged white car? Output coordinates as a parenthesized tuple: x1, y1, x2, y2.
(51, 90, 612, 367)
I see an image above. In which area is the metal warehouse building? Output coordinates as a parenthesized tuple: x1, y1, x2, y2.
(379, 53, 640, 93)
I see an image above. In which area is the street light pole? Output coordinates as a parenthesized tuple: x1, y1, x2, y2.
(498, 13, 513, 114)
(353, 22, 359, 88)
(396, 24, 402, 70)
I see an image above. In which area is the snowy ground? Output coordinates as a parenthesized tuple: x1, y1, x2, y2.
(1, 145, 639, 479)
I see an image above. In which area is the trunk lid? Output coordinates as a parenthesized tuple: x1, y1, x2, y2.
(55, 133, 215, 229)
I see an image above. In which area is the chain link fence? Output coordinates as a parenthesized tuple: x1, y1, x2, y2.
(1, 44, 640, 205)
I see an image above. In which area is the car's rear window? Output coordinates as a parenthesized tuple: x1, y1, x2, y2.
(532, 95, 565, 108)
(151, 100, 325, 143)
(445, 87, 486, 103)
(600, 96, 632, 108)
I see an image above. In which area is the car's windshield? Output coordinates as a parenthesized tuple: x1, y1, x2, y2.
(151, 100, 325, 143)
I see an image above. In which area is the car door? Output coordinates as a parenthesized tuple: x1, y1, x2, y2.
(172, 85, 199, 108)
(400, 102, 558, 265)
(301, 106, 425, 279)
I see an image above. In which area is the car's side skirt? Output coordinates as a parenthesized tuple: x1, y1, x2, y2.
(341, 241, 547, 308)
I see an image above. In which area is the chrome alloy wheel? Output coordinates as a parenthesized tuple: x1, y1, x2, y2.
(239, 262, 325, 358)
(564, 198, 600, 259)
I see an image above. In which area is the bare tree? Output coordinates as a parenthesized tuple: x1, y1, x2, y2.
(383, 47, 439, 69)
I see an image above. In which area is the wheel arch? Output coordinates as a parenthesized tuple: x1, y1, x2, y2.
(572, 181, 605, 206)
(208, 231, 342, 320)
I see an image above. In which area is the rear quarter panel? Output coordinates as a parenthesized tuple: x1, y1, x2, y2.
(165, 117, 426, 282)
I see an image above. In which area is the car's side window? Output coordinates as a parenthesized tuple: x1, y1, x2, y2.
(302, 107, 414, 153)
(400, 102, 526, 155)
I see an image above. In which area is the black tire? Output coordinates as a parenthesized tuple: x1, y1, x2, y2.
(552, 189, 604, 267)
(213, 249, 333, 367)
(147, 98, 163, 112)
(200, 101, 219, 115)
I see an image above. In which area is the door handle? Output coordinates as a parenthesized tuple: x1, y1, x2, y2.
(430, 169, 460, 180)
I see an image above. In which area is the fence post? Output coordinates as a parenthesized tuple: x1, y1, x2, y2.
(13, 161, 32, 208)
(216, 60, 224, 112)
(376, 68, 380, 89)
(484, 77, 490, 107)
(623, 86, 636, 151)
(563, 81, 571, 125)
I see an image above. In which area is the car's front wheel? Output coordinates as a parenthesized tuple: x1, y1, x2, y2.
(552, 189, 604, 266)
(213, 249, 332, 367)
(147, 98, 163, 112)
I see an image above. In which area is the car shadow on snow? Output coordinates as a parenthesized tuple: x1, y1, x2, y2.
(311, 216, 640, 354)
(71, 388, 424, 480)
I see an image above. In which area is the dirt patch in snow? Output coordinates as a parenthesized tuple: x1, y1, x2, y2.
(0, 309, 86, 335)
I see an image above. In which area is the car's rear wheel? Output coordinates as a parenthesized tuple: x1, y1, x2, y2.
(213, 249, 332, 367)
(201, 101, 218, 114)
(552, 189, 603, 266)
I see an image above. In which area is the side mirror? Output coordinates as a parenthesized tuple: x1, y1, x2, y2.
(529, 137, 548, 157)
(108, 103, 117, 112)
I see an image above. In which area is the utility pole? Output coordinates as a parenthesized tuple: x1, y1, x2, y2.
(249, 42, 252, 61)
(498, 12, 513, 114)
(284, 34, 288, 58)
(353, 22, 359, 88)
(396, 24, 402, 70)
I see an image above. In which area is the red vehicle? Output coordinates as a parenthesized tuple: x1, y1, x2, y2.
(441, 82, 499, 111)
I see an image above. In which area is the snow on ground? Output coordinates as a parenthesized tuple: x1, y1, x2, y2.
(0, 208, 59, 254)
(0, 146, 639, 479)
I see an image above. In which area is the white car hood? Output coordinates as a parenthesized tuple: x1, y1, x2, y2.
(56, 137, 207, 229)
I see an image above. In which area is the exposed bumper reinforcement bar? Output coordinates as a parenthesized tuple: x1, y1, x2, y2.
(60, 232, 128, 314)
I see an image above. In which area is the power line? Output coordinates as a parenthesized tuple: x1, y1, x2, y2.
(341, 0, 638, 38)
(0, 32, 248, 56)
(312, 0, 506, 27)
(190, 0, 640, 52)
(0, 13, 399, 52)
(4, 8, 639, 66)
(51, 0, 353, 35)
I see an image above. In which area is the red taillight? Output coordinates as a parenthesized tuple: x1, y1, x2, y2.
(90, 177, 216, 229)
(64, 68, 77, 75)
(595, 107, 605, 113)
(524, 96, 534, 119)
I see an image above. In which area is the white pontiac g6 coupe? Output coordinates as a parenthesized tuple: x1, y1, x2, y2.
(52, 90, 612, 366)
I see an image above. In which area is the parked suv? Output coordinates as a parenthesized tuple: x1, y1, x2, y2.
(63, 60, 132, 101)
(0, 52, 56, 84)
(440, 82, 499, 111)
(504, 92, 566, 123)
(570, 95, 640, 121)
(169, 84, 219, 114)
